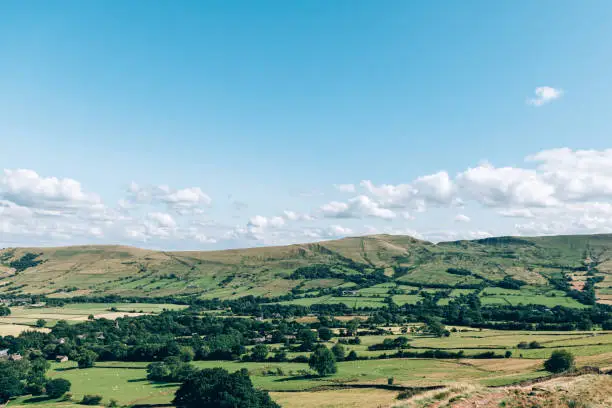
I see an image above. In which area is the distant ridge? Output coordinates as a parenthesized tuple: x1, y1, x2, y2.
(1, 234, 611, 304)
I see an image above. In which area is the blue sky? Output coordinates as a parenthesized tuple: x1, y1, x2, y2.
(2, 1, 612, 249)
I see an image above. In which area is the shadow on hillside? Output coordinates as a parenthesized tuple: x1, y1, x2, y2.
(127, 378, 148, 383)
(151, 383, 179, 389)
(273, 374, 317, 382)
(22, 396, 55, 404)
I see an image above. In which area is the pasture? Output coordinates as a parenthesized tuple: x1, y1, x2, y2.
(8, 326, 611, 408)
(0, 302, 187, 329)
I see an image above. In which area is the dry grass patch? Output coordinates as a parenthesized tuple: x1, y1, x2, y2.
(0, 323, 49, 336)
(271, 388, 399, 408)
(462, 358, 543, 373)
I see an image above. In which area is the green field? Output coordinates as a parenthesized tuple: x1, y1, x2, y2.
(6, 326, 609, 408)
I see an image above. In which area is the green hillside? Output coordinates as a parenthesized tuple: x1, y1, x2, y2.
(1, 234, 611, 307)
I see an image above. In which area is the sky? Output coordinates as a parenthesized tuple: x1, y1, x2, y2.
(2, 1, 612, 250)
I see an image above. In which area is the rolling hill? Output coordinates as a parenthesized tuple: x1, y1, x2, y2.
(1, 234, 611, 306)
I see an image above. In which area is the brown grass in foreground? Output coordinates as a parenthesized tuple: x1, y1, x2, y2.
(394, 374, 612, 408)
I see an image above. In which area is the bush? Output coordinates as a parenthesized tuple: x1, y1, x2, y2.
(318, 327, 333, 341)
(36, 319, 47, 328)
(345, 350, 358, 361)
(81, 395, 103, 405)
(46, 378, 71, 399)
(544, 350, 575, 373)
(387, 377, 394, 385)
(331, 343, 346, 362)
(0, 306, 10, 317)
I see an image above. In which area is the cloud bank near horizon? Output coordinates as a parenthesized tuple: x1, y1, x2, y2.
(2, 147, 612, 249)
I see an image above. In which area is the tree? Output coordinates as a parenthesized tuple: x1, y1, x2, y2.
(297, 329, 317, 351)
(347, 319, 360, 336)
(308, 346, 337, 376)
(0, 305, 10, 317)
(36, 319, 47, 328)
(331, 343, 346, 362)
(46, 378, 71, 399)
(75, 349, 98, 369)
(424, 319, 449, 337)
(505, 350, 512, 358)
(345, 350, 358, 361)
(317, 327, 333, 341)
(544, 350, 575, 373)
(251, 344, 269, 362)
(179, 346, 195, 362)
(147, 362, 172, 381)
(173, 368, 279, 408)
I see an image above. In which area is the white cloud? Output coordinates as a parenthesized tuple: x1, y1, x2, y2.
(283, 210, 314, 221)
(125, 183, 211, 214)
(7, 147, 612, 249)
(456, 163, 558, 208)
(321, 195, 396, 220)
(1, 169, 100, 209)
(498, 208, 535, 218)
(303, 225, 353, 239)
(148, 212, 177, 229)
(454, 214, 470, 223)
(413, 171, 455, 205)
(326, 225, 353, 236)
(162, 186, 211, 207)
(333, 183, 356, 193)
(248, 215, 285, 229)
(527, 86, 563, 106)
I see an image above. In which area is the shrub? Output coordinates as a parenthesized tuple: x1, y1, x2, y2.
(544, 350, 575, 373)
(46, 378, 71, 399)
(81, 395, 103, 405)
(331, 343, 346, 361)
(345, 350, 358, 361)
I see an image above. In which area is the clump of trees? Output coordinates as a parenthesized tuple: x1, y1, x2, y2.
(0, 352, 51, 403)
(173, 368, 279, 408)
(517, 341, 542, 349)
(147, 357, 197, 382)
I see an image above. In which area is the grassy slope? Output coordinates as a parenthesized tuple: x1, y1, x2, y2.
(1, 234, 611, 304)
